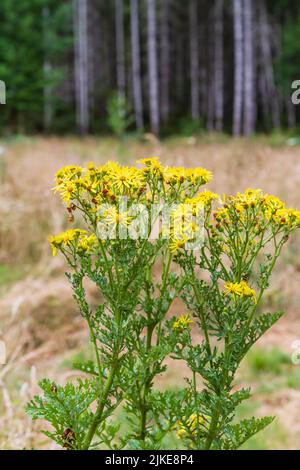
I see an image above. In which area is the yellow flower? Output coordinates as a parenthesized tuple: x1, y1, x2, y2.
(233, 189, 263, 208)
(53, 181, 77, 203)
(271, 207, 300, 228)
(171, 204, 193, 225)
(185, 168, 213, 185)
(108, 166, 145, 194)
(169, 235, 188, 253)
(262, 194, 285, 214)
(176, 413, 204, 439)
(102, 207, 133, 228)
(76, 234, 97, 254)
(55, 165, 83, 183)
(163, 167, 186, 185)
(186, 190, 220, 208)
(137, 157, 163, 174)
(214, 207, 230, 222)
(224, 280, 256, 303)
(173, 314, 193, 331)
(48, 229, 87, 256)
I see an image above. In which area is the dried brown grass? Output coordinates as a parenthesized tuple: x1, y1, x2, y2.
(1, 136, 300, 449)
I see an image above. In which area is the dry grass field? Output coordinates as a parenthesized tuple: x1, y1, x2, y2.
(1, 134, 300, 449)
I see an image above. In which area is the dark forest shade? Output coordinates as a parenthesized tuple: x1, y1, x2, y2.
(0, 0, 299, 135)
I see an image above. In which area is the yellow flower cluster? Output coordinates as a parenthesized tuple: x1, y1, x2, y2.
(188, 190, 220, 206)
(137, 157, 163, 175)
(48, 229, 96, 256)
(167, 192, 218, 254)
(54, 162, 146, 204)
(214, 188, 300, 230)
(53, 158, 212, 207)
(77, 234, 97, 255)
(101, 206, 133, 229)
(163, 166, 212, 186)
(176, 413, 204, 439)
(173, 314, 193, 331)
(224, 280, 257, 303)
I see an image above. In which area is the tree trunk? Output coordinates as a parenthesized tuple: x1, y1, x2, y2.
(115, 0, 126, 98)
(257, 0, 280, 129)
(174, 33, 184, 110)
(87, 0, 96, 110)
(207, 6, 215, 131)
(214, 0, 224, 132)
(199, 13, 207, 118)
(243, 0, 255, 136)
(233, 0, 243, 136)
(74, 0, 89, 134)
(146, 0, 160, 135)
(287, 97, 296, 128)
(189, 0, 200, 120)
(160, 0, 170, 123)
(43, 6, 53, 132)
(130, 0, 144, 130)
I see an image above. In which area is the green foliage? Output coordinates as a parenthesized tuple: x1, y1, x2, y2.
(177, 116, 204, 137)
(247, 347, 291, 375)
(222, 417, 275, 450)
(276, 12, 300, 90)
(0, 0, 72, 133)
(107, 93, 134, 137)
(27, 378, 98, 449)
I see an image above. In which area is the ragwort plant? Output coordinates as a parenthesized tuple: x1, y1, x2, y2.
(26, 158, 210, 449)
(26, 158, 300, 450)
(170, 189, 300, 449)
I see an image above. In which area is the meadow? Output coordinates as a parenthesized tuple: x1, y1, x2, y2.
(1, 134, 300, 449)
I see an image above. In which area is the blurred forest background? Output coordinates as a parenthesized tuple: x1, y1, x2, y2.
(0, 0, 300, 136)
(1, 0, 300, 450)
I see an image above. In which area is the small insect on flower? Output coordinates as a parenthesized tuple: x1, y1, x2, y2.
(173, 314, 193, 331)
(62, 428, 76, 449)
(224, 280, 257, 303)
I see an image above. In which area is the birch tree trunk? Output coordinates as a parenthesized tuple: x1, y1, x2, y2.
(115, 0, 126, 98)
(87, 0, 96, 110)
(189, 0, 200, 120)
(74, 0, 89, 134)
(214, 0, 224, 132)
(160, 0, 170, 123)
(233, 0, 243, 136)
(146, 0, 160, 135)
(243, 0, 255, 136)
(130, 0, 144, 130)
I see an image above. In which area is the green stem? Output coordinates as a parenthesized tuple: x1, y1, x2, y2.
(82, 362, 118, 449)
(191, 279, 212, 359)
(86, 315, 103, 387)
(203, 316, 233, 450)
(139, 322, 155, 441)
(203, 403, 221, 450)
